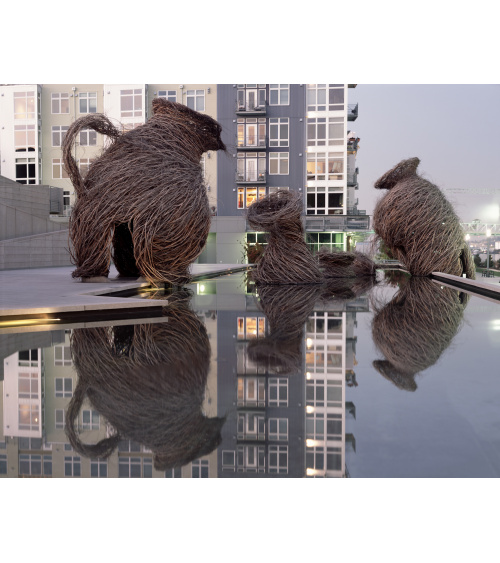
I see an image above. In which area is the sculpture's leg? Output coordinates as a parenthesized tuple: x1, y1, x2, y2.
(112, 222, 140, 277)
(70, 202, 113, 279)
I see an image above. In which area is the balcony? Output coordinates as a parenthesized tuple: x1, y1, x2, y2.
(304, 214, 370, 232)
(236, 172, 267, 184)
(347, 103, 358, 121)
(236, 101, 267, 116)
(347, 168, 359, 188)
(237, 135, 267, 151)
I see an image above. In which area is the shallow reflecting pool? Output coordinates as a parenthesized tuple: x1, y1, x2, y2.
(1, 271, 499, 478)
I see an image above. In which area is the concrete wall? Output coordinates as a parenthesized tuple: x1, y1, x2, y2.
(0, 230, 71, 270)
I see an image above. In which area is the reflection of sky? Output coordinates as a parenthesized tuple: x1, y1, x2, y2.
(347, 286, 500, 477)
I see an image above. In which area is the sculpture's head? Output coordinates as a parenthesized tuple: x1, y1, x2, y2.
(152, 97, 226, 152)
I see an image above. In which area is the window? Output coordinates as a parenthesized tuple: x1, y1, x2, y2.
(15, 157, 36, 184)
(79, 128, 97, 146)
(118, 440, 141, 453)
(79, 158, 95, 177)
(237, 118, 266, 148)
(18, 371, 38, 399)
(0, 454, 6, 475)
(307, 117, 344, 146)
(19, 454, 52, 476)
(120, 89, 142, 118)
(269, 118, 289, 147)
(237, 152, 266, 182)
(268, 418, 288, 441)
(237, 85, 266, 111)
(122, 122, 142, 132)
(65, 456, 81, 477)
(118, 457, 152, 478)
(14, 124, 36, 151)
(237, 377, 266, 407)
(186, 89, 205, 111)
(269, 445, 288, 474)
(54, 345, 72, 366)
(306, 412, 325, 439)
(191, 459, 209, 478)
(82, 410, 100, 430)
(237, 186, 266, 209)
(327, 413, 343, 440)
(55, 409, 65, 429)
(237, 445, 266, 472)
(55, 377, 73, 398)
(90, 459, 108, 477)
(79, 92, 97, 113)
(158, 90, 177, 102)
(19, 404, 40, 431)
(268, 378, 288, 406)
(237, 317, 266, 340)
(52, 92, 69, 114)
(52, 158, 69, 180)
(18, 349, 38, 366)
(307, 84, 344, 112)
(237, 413, 266, 440)
(306, 232, 344, 253)
(269, 84, 289, 105)
(222, 451, 235, 470)
(14, 91, 36, 119)
(269, 152, 289, 175)
(52, 125, 69, 147)
(306, 186, 343, 215)
(165, 467, 182, 478)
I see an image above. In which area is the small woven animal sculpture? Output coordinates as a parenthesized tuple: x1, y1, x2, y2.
(65, 292, 225, 470)
(372, 157, 475, 278)
(246, 190, 323, 284)
(62, 98, 226, 285)
(371, 277, 469, 391)
(317, 246, 376, 278)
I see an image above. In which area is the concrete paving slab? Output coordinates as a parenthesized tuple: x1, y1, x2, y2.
(0, 264, 250, 319)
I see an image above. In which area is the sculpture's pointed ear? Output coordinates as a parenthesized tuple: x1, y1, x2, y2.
(374, 157, 420, 190)
(152, 97, 176, 116)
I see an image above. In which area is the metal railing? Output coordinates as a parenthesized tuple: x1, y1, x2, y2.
(236, 172, 267, 183)
(305, 214, 370, 231)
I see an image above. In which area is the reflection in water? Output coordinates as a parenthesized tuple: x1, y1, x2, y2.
(321, 276, 378, 302)
(372, 277, 469, 391)
(247, 284, 323, 375)
(65, 291, 225, 469)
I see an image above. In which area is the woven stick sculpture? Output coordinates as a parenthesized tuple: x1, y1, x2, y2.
(317, 246, 377, 278)
(62, 99, 226, 285)
(247, 284, 323, 375)
(372, 157, 475, 278)
(371, 277, 469, 391)
(320, 275, 378, 301)
(246, 190, 323, 284)
(65, 293, 225, 470)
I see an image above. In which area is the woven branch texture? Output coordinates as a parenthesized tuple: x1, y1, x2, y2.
(62, 99, 226, 285)
(373, 157, 475, 278)
(371, 277, 469, 391)
(64, 293, 225, 470)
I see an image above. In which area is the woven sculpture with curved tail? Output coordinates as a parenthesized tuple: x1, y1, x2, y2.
(62, 98, 226, 285)
(64, 292, 225, 470)
(373, 157, 475, 278)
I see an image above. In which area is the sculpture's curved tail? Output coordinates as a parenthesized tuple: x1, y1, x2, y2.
(62, 114, 120, 197)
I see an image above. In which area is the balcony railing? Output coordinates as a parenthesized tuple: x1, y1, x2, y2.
(347, 103, 358, 121)
(347, 169, 359, 187)
(237, 135, 267, 150)
(236, 102, 267, 115)
(305, 214, 370, 231)
(236, 172, 267, 184)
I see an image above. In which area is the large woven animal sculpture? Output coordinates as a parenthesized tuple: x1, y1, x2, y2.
(371, 277, 469, 392)
(65, 292, 225, 470)
(246, 190, 323, 284)
(62, 98, 226, 285)
(372, 157, 475, 278)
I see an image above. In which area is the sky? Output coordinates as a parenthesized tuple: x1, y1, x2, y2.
(348, 84, 500, 224)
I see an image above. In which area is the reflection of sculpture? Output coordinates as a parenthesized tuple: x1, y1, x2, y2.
(65, 292, 225, 470)
(246, 190, 323, 284)
(62, 99, 226, 284)
(373, 157, 475, 278)
(320, 276, 377, 301)
(372, 277, 469, 391)
(247, 284, 323, 374)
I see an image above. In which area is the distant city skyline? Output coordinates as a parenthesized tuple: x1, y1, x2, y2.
(348, 84, 500, 224)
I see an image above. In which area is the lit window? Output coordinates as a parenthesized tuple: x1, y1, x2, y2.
(18, 372, 38, 399)
(237, 186, 266, 209)
(18, 404, 40, 431)
(14, 91, 35, 119)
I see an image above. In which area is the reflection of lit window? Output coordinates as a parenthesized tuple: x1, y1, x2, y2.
(19, 404, 40, 431)
(236, 317, 266, 339)
(18, 372, 38, 399)
(237, 445, 266, 472)
(237, 377, 266, 407)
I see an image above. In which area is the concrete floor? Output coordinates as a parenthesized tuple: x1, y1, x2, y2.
(0, 264, 248, 318)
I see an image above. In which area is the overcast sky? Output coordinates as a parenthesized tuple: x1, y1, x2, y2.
(348, 84, 500, 224)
